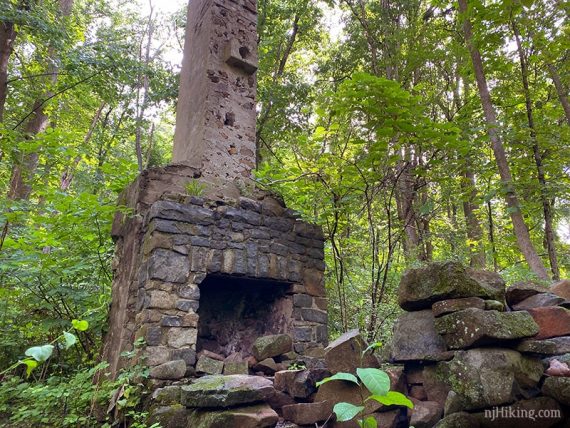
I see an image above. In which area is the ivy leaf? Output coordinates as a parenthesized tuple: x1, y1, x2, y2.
(62, 332, 77, 349)
(367, 391, 414, 409)
(25, 344, 54, 362)
(356, 368, 390, 396)
(316, 372, 359, 387)
(333, 402, 364, 422)
(72, 319, 89, 331)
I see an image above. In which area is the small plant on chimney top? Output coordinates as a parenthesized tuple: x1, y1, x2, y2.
(185, 179, 206, 196)
(316, 343, 413, 428)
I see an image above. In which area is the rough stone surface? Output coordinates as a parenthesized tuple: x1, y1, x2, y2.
(506, 281, 550, 306)
(434, 308, 539, 349)
(274, 369, 330, 398)
(391, 310, 451, 361)
(551, 279, 570, 300)
(409, 400, 443, 428)
(526, 306, 570, 340)
(432, 297, 486, 317)
(516, 336, 570, 355)
(314, 381, 382, 415)
(434, 412, 479, 428)
(435, 348, 543, 411)
(186, 404, 279, 428)
(149, 360, 186, 380)
(253, 358, 281, 375)
(148, 404, 189, 428)
(223, 360, 249, 375)
(195, 356, 224, 375)
(252, 334, 293, 361)
(512, 293, 566, 310)
(282, 401, 331, 425)
(398, 262, 505, 311)
(324, 329, 379, 373)
(181, 375, 275, 408)
(542, 376, 570, 406)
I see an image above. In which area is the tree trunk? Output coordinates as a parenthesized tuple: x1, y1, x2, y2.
(513, 20, 560, 280)
(0, 20, 16, 123)
(395, 161, 423, 260)
(458, 0, 549, 279)
(462, 167, 486, 268)
(547, 63, 570, 126)
(8, 0, 73, 200)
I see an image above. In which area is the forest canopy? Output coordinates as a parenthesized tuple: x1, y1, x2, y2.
(0, 0, 569, 425)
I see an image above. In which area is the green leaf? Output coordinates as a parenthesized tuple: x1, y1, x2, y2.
(333, 402, 364, 422)
(362, 341, 383, 356)
(72, 319, 89, 331)
(356, 368, 390, 396)
(25, 344, 54, 362)
(62, 332, 77, 349)
(316, 372, 359, 387)
(359, 416, 378, 428)
(367, 391, 414, 409)
(21, 359, 38, 377)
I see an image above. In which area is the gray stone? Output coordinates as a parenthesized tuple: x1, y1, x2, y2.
(252, 334, 293, 360)
(435, 308, 539, 349)
(148, 405, 189, 428)
(516, 336, 570, 355)
(274, 369, 330, 398)
(167, 327, 197, 348)
(176, 299, 199, 312)
(434, 412, 479, 428)
(187, 404, 279, 428)
(195, 356, 224, 375)
(410, 400, 443, 428)
(437, 348, 544, 411)
(253, 358, 281, 375)
(325, 329, 379, 374)
(484, 299, 505, 311)
(178, 283, 200, 300)
(506, 281, 550, 306)
(398, 262, 505, 311)
(294, 327, 313, 342)
(149, 359, 187, 380)
(301, 308, 327, 324)
(171, 347, 197, 366)
(151, 385, 183, 405)
(391, 310, 452, 362)
(542, 376, 570, 406)
(223, 361, 249, 375)
(432, 297, 486, 317)
(161, 316, 182, 327)
(180, 375, 275, 408)
(148, 249, 190, 283)
(512, 292, 566, 310)
(149, 201, 215, 225)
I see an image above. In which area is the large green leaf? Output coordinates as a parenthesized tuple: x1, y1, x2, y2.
(25, 344, 54, 362)
(367, 391, 414, 409)
(356, 368, 390, 396)
(333, 402, 364, 422)
(316, 372, 359, 387)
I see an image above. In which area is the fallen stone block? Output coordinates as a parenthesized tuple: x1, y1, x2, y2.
(252, 334, 293, 361)
(149, 359, 186, 380)
(526, 307, 570, 340)
(324, 329, 379, 373)
(506, 281, 550, 307)
(282, 401, 331, 425)
(195, 355, 224, 375)
(542, 376, 570, 406)
(187, 403, 279, 428)
(512, 293, 566, 311)
(432, 297, 486, 317)
(181, 375, 275, 408)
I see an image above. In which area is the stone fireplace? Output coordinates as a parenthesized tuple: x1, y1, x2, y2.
(101, 166, 327, 382)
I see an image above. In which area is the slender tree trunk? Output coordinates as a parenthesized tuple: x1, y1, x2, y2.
(487, 200, 499, 272)
(462, 168, 486, 268)
(458, 0, 549, 279)
(395, 161, 423, 260)
(547, 63, 570, 126)
(513, 20, 560, 280)
(8, 0, 74, 200)
(0, 20, 16, 122)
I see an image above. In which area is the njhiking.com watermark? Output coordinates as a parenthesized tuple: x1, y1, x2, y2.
(485, 406, 561, 421)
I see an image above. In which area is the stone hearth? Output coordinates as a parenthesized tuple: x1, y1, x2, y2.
(101, 165, 327, 382)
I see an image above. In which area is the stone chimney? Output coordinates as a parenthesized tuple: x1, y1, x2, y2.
(173, 0, 258, 181)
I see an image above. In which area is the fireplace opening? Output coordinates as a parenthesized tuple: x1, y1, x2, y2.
(196, 275, 293, 359)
